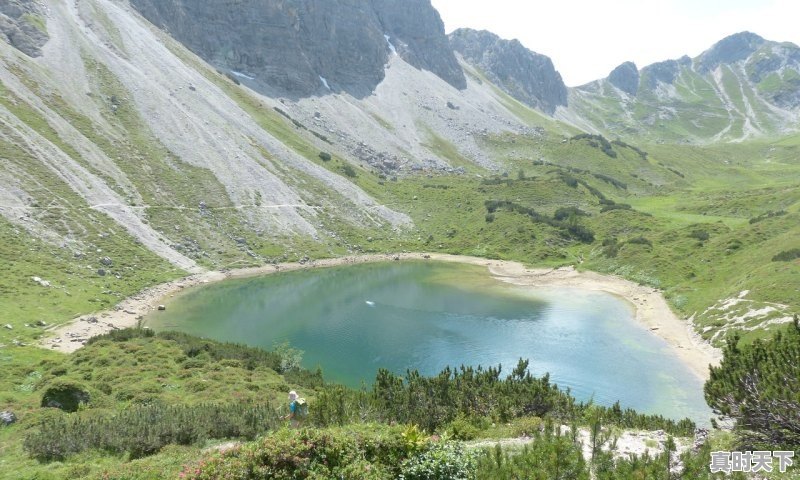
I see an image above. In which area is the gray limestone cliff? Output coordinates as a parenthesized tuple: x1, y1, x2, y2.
(129, 0, 465, 98)
(0, 0, 49, 57)
(449, 28, 567, 114)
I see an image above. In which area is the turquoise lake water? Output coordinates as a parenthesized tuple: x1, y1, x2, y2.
(146, 261, 711, 423)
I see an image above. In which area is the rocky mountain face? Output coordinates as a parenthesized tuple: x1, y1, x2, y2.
(128, 0, 465, 98)
(563, 32, 800, 142)
(607, 61, 639, 96)
(0, 0, 537, 277)
(449, 28, 568, 115)
(0, 0, 49, 56)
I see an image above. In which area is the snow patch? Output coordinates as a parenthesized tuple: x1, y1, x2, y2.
(319, 76, 330, 90)
(384, 34, 397, 55)
(230, 70, 255, 81)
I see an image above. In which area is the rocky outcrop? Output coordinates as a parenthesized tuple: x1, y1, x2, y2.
(0, 0, 49, 57)
(129, 0, 464, 98)
(640, 56, 691, 89)
(608, 61, 639, 96)
(449, 28, 567, 114)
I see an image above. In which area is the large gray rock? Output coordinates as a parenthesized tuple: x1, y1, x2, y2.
(0, 0, 49, 57)
(449, 28, 567, 114)
(129, 0, 465, 98)
(608, 61, 639, 96)
(0, 410, 16, 426)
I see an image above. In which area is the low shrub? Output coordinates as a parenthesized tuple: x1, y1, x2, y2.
(182, 425, 416, 480)
(341, 164, 357, 178)
(689, 229, 710, 242)
(447, 416, 481, 441)
(400, 441, 477, 480)
(25, 402, 278, 460)
(772, 248, 800, 262)
(626, 236, 652, 247)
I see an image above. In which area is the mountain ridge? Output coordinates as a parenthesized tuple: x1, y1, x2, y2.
(562, 31, 800, 142)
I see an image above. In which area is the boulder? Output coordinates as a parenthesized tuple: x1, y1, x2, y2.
(0, 411, 16, 426)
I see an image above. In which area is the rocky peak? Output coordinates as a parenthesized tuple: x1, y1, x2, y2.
(607, 61, 639, 96)
(0, 0, 49, 57)
(696, 31, 766, 72)
(129, 0, 464, 98)
(449, 28, 567, 114)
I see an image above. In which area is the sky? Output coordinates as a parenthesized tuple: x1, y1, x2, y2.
(430, 0, 800, 86)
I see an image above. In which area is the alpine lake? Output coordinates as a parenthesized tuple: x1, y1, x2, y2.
(145, 261, 711, 424)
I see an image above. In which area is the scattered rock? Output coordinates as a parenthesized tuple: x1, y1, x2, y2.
(0, 411, 16, 426)
(31, 276, 51, 287)
(99, 256, 113, 266)
(158, 305, 166, 311)
(3, 324, 12, 330)
(35, 320, 47, 327)
(97, 268, 107, 277)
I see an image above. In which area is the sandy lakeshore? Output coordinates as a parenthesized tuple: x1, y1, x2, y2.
(41, 253, 721, 379)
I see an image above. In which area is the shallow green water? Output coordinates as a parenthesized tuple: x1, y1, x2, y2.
(147, 261, 711, 423)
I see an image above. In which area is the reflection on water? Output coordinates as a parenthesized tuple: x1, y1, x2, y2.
(147, 261, 711, 423)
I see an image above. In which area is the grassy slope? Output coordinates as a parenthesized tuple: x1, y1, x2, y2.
(0, 333, 318, 479)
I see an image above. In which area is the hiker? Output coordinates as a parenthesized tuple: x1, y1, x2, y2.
(283, 390, 306, 428)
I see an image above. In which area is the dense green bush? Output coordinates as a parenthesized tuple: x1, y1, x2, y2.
(749, 210, 787, 224)
(39, 380, 91, 412)
(705, 327, 800, 452)
(25, 402, 279, 460)
(600, 203, 633, 213)
(183, 425, 428, 480)
(772, 248, 800, 262)
(307, 360, 694, 437)
(553, 207, 589, 221)
(341, 164, 357, 177)
(446, 415, 482, 441)
(477, 430, 587, 480)
(626, 236, 653, 247)
(318, 151, 332, 161)
(593, 173, 627, 190)
(572, 133, 617, 158)
(484, 200, 594, 243)
(400, 441, 477, 480)
(689, 229, 710, 241)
